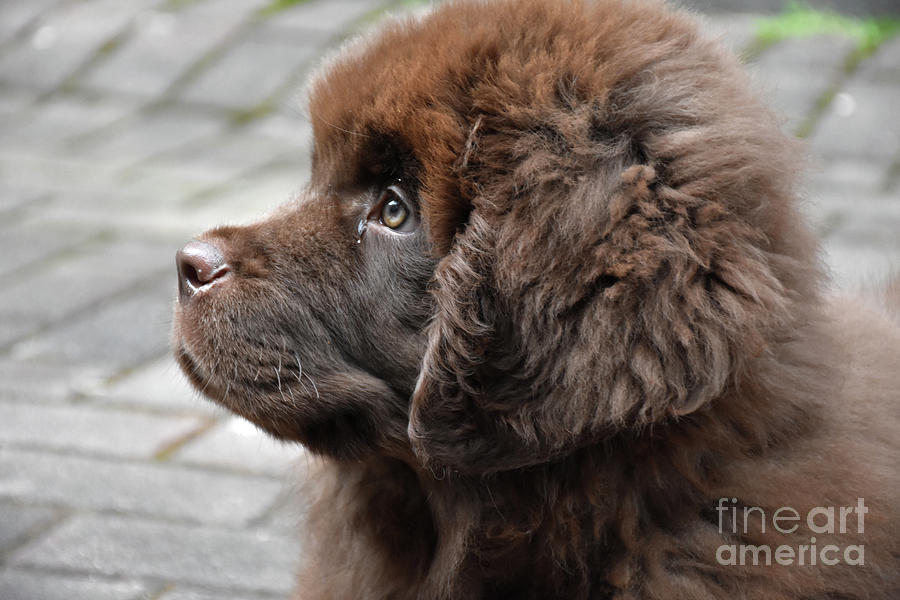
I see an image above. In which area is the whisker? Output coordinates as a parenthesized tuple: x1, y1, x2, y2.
(274, 365, 289, 405)
(276, 355, 283, 393)
(197, 353, 221, 396)
(305, 372, 320, 400)
(311, 111, 371, 138)
(286, 382, 297, 405)
(222, 365, 236, 406)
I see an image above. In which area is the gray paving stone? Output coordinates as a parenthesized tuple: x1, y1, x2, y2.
(675, 0, 900, 16)
(0, 238, 173, 345)
(29, 157, 305, 237)
(174, 416, 306, 476)
(811, 39, 900, 165)
(119, 163, 233, 203)
(159, 590, 273, 600)
(184, 163, 309, 227)
(0, 0, 58, 45)
(180, 24, 327, 109)
(674, 0, 782, 13)
(0, 402, 206, 459)
(23, 173, 227, 238)
(186, 0, 272, 21)
(0, 151, 231, 216)
(182, 192, 288, 233)
(1, 94, 138, 153)
(270, 0, 385, 34)
(751, 35, 855, 132)
(816, 193, 900, 247)
(28, 196, 218, 250)
(0, 569, 148, 600)
(0, 181, 49, 214)
(82, 3, 255, 98)
(88, 356, 223, 416)
(0, 153, 121, 198)
(244, 111, 312, 146)
(806, 159, 888, 200)
(807, 190, 900, 289)
(0, 1, 146, 92)
(0, 503, 58, 551)
(811, 81, 900, 165)
(12, 514, 301, 594)
(8, 278, 176, 371)
(0, 318, 34, 349)
(0, 448, 284, 526)
(78, 108, 224, 167)
(144, 132, 302, 188)
(855, 35, 900, 84)
(0, 360, 83, 403)
(0, 220, 97, 279)
(0, 86, 34, 119)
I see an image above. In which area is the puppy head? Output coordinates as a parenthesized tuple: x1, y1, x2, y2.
(173, 0, 819, 472)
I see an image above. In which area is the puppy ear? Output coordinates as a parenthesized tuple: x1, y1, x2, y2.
(410, 163, 794, 474)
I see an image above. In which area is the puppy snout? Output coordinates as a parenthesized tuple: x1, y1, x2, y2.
(176, 240, 230, 302)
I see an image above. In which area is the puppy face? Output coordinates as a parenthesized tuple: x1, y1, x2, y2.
(173, 151, 436, 460)
(173, 0, 815, 472)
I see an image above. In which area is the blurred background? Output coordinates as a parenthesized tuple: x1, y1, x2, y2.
(0, 0, 897, 598)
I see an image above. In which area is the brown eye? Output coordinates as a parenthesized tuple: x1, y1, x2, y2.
(378, 186, 412, 230)
(381, 197, 408, 229)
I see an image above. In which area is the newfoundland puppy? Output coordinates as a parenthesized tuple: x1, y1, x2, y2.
(172, 0, 900, 597)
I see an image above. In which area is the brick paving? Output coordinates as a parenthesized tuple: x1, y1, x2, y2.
(0, 0, 898, 598)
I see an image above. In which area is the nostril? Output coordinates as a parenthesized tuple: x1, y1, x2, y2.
(182, 261, 203, 288)
(176, 240, 230, 301)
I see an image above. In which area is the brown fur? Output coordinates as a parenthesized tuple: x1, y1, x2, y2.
(172, 0, 900, 597)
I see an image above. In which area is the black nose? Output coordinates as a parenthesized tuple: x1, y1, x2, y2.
(176, 240, 229, 302)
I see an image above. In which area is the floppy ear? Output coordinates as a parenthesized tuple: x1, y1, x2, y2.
(409, 162, 794, 474)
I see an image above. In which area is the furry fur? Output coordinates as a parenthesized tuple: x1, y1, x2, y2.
(172, 0, 900, 597)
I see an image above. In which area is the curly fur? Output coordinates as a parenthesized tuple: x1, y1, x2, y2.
(172, 1, 900, 598)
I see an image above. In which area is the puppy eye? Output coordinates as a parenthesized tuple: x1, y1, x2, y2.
(375, 185, 416, 232)
(382, 196, 408, 229)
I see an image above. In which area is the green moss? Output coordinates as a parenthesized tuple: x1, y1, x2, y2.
(229, 102, 276, 126)
(258, 0, 314, 17)
(162, 0, 202, 10)
(97, 37, 122, 55)
(755, 2, 900, 56)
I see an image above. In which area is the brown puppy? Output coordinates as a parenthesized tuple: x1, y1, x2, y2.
(172, 0, 900, 598)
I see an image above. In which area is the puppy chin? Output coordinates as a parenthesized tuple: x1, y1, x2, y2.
(171, 338, 228, 405)
(173, 325, 411, 461)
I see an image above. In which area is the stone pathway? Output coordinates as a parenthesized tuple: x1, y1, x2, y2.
(0, 1, 897, 598)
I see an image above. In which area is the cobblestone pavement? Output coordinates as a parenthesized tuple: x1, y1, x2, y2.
(0, 0, 898, 598)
